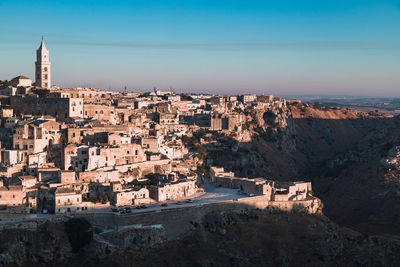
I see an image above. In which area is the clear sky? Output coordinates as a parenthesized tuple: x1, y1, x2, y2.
(0, 0, 399, 96)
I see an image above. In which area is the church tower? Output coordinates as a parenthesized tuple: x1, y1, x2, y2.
(35, 37, 51, 88)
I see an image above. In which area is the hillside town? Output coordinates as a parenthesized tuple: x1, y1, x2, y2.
(0, 39, 318, 217)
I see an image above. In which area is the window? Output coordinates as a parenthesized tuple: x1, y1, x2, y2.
(45, 74, 48, 79)
(44, 67, 47, 71)
(77, 198, 79, 202)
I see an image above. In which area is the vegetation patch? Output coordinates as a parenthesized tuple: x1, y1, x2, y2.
(64, 218, 93, 253)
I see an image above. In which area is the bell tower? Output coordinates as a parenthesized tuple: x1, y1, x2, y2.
(35, 37, 51, 88)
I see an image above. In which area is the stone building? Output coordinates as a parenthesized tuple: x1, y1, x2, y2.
(54, 187, 82, 213)
(1, 150, 22, 165)
(111, 186, 150, 206)
(141, 136, 161, 153)
(149, 179, 197, 202)
(13, 119, 61, 155)
(240, 94, 257, 104)
(83, 103, 117, 123)
(63, 143, 145, 172)
(10, 75, 32, 87)
(78, 169, 119, 183)
(15, 175, 37, 188)
(10, 94, 84, 121)
(60, 171, 76, 184)
(210, 166, 312, 202)
(210, 113, 243, 131)
(0, 185, 25, 206)
(272, 181, 312, 202)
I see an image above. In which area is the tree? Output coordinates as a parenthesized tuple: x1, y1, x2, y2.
(64, 218, 93, 253)
(179, 94, 193, 101)
(0, 80, 10, 86)
(313, 102, 321, 109)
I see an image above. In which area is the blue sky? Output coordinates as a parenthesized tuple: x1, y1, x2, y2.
(0, 0, 399, 96)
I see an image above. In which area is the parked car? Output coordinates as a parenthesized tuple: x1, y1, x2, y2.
(140, 205, 147, 209)
(161, 203, 168, 207)
(176, 201, 183, 205)
(185, 199, 193, 203)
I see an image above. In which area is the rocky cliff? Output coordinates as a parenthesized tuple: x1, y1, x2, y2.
(2, 209, 400, 267)
(205, 101, 400, 237)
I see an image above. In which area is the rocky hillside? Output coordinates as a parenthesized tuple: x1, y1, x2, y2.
(2, 210, 400, 267)
(203, 101, 400, 236)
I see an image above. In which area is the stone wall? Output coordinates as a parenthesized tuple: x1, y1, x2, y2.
(0, 196, 322, 242)
(100, 224, 165, 250)
(79, 196, 322, 240)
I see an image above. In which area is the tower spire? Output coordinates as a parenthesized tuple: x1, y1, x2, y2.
(35, 37, 51, 88)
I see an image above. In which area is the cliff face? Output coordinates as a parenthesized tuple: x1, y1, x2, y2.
(207, 102, 400, 236)
(0, 218, 166, 267)
(2, 210, 399, 267)
(0, 221, 72, 266)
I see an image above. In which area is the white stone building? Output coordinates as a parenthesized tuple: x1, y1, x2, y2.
(10, 75, 32, 87)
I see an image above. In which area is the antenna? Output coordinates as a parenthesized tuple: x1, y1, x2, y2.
(124, 86, 127, 95)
